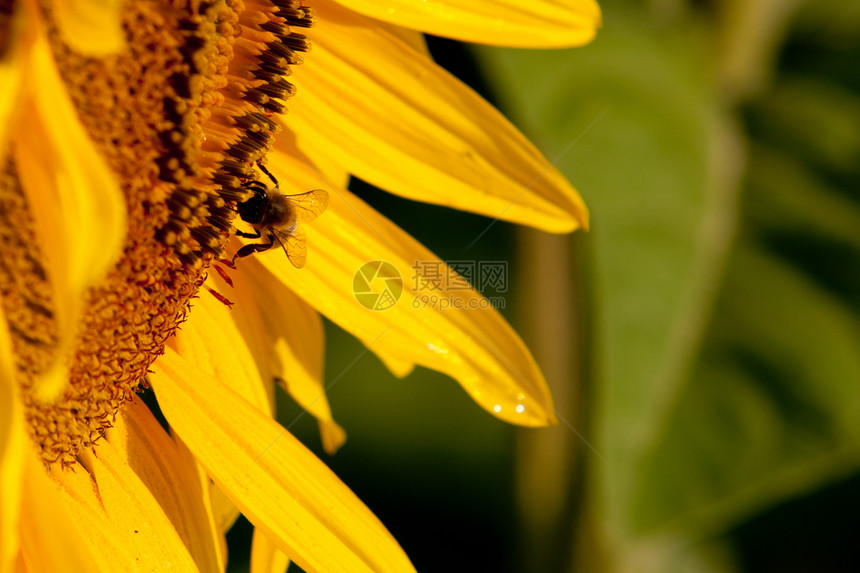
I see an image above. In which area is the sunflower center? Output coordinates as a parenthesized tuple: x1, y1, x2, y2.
(0, 0, 310, 466)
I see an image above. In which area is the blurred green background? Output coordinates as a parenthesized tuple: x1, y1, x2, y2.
(227, 0, 860, 571)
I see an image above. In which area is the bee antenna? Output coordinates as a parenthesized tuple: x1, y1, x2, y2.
(257, 162, 279, 189)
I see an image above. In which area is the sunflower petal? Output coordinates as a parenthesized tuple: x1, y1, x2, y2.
(173, 288, 273, 415)
(241, 243, 412, 382)
(0, 2, 28, 155)
(239, 258, 346, 454)
(259, 151, 556, 427)
(47, 467, 134, 571)
(14, 34, 125, 401)
(266, 138, 414, 380)
(180, 290, 260, 534)
(273, 129, 350, 190)
(370, 348, 415, 378)
(116, 401, 225, 573)
(251, 528, 290, 573)
(66, 441, 200, 570)
(288, 0, 588, 234)
(150, 348, 416, 573)
(199, 262, 346, 451)
(209, 481, 241, 535)
(174, 433, 229, 570)
(0, 316, 23, 573)
(380, 25, 428, 55)
(332, 0, 600, 47)
(53, 0, 125, 57)
(28, 440, 197, 572)
(19, 453, 101, 573)
(205, 271, 278, 408)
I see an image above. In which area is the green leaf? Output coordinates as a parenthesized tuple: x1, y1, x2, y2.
(477, 1, 860, 569)
(633, 240, 860, 535)
(746, 78, 860, 175)
(476, 8, 736, 543)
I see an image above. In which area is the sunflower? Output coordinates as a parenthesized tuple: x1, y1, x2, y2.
(0, 0, 600, 571)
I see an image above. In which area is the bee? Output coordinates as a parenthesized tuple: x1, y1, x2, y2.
(232, 163, 328, 268)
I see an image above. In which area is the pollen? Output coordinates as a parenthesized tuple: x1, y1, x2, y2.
(0, 0, 311, 465)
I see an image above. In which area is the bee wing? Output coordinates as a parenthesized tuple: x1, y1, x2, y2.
(285, 189, 329, 224)
(272, 226, 307, 269)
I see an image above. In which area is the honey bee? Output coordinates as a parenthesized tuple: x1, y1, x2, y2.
(232, 163, 328, 268)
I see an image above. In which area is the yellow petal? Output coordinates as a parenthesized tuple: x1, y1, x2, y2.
(0, 2, 29, 155)
(288, 0, 588, 234)
(237, 243, 412, 382)
(14, 33, 125, 401)
(202, 255, 345, 454)
(374, 351, 416, 379)
(238, 257, 346, 454)
(174, 433, 229, 570)
(173, 287, 273, 415)
(115, 401, 225, 573)
(209, 481, 241, 535)
(251, 528, 290, 573)
(56, 438, 200, 570)
(273, 129, 350, 190)
(19, 453, 102, 573)
(150, 348, 416, 573)
(0, 315, 23, 573)
(333, 0, 601, 47)
(206, 271, 279, 407)
(260, 150, 556, 427)
(53, 0, 125, 57)
(184, 298, 250, 535)
(266, 137, 414, 379)
(382, 25, 428, 55)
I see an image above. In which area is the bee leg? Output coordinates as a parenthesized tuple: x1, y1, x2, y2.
(231, 241, 274, 265)
(257, 162, 279, 188)
(235, 229, 262, 239)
